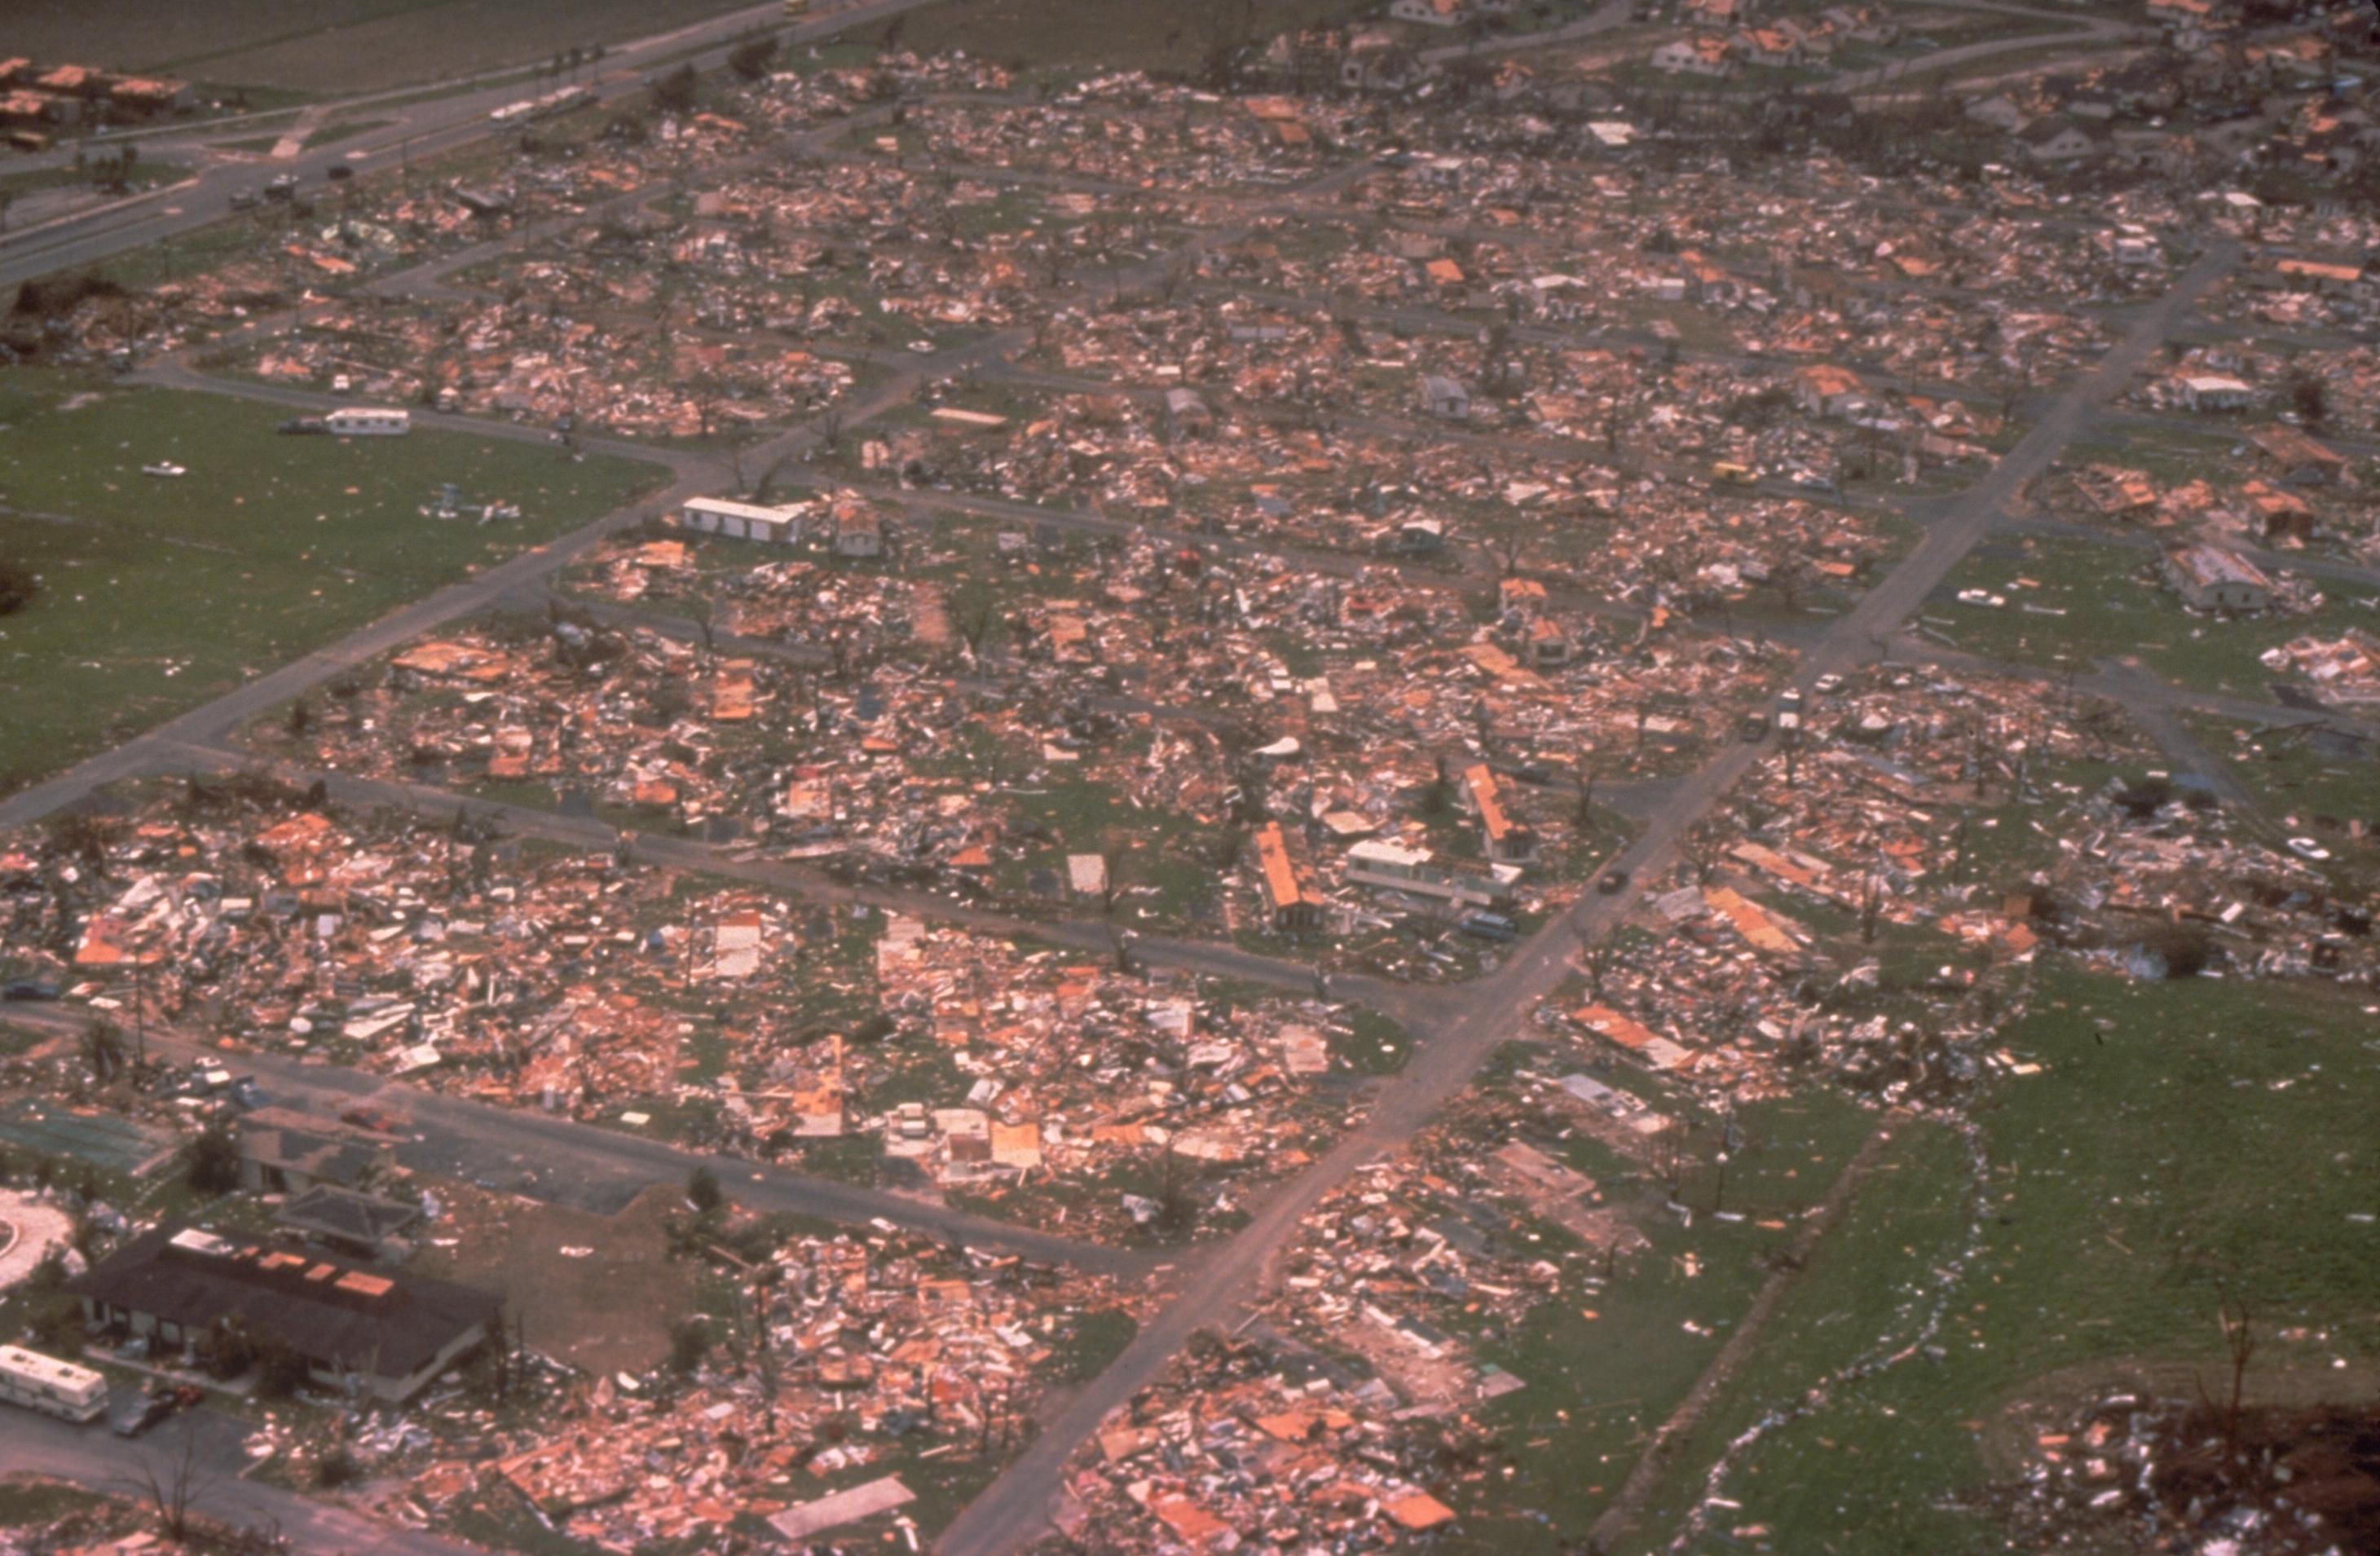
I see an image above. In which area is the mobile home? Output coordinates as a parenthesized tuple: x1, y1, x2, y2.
(324, 407, 410, 436)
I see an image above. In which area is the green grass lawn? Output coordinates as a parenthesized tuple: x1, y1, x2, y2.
(2183, 709, 2380, 830)
(1612, 963, 2380, 1555)
(1928, 532, 2380, 695)
(0, 369, 669, 795)
(1420, 1069, 1885, 1554)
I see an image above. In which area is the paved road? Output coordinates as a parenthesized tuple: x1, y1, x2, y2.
(0, 0, 938, 292)
(0, 1407, 474, 1556)
(0, 1001, 1159, 1278)
(932, 236, 2241, 1556)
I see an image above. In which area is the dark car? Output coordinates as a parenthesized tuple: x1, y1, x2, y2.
(112, 1392, 183, 1439)
(1739, 712, 1770, 742)
(1506, 764, 1557, 787)
(276, 417, 328, 434)
(2, 981, 60, 1002)
(1596, 868, 1631, 895)
(1458, 912, 1520, 942)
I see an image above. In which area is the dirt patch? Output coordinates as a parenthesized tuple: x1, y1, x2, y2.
(409, 1179, 698, 1377)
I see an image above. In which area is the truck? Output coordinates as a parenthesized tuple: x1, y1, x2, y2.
(0, 1344, 109, 1424)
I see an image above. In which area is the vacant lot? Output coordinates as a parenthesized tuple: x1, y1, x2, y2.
(839, 0, 1379, 73)
(1618, 965, 2380, 1554)
(3, 0, 756, 98)
(410, 1181, 697, 1376)
(0, 369, 668, 796)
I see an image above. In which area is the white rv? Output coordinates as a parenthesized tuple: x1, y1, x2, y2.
(0, 1343, 108, 1423)
(324, 407, 411, 436)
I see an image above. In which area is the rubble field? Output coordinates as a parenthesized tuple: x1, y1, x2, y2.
(1990, 1385, 2380, 1556)
(0, 777, 1410, 1248)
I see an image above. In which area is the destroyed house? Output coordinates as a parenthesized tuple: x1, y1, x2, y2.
(2162, 544, 2271, 610)
(681, 496, 806, 544)
(1344, 840, 1518, 906)
(1254, 822, 1327, 932)
(67, 1226, 492, 1403)
(234, 1107, 394, 1194)
(1461, 765, 1536, 863)
(1165, 387, 1214, 439)
(274, 1184, 421, 1261)
(2244, 424, 2346, 486)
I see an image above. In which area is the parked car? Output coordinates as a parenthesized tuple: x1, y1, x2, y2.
(2, 981, 60, 1002)
(228, 187, 258, 210)
(1457, 912, 1520, 942)
(1596, 869, 1631, 895)
(1739, 712, 1770, 742)
(275, 417, 328, 435)
(111, 1389, 188, 1439)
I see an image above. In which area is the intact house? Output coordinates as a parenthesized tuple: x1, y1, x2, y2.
(1651, 36, 1739, 77)
(1418, 376, 1471, 419)
(1794, 364, 1872, 419)
(2016, 115, 2105, 164)
(2162, 544, 2272, 611)
(679, 496, 808, 544)
(1461, 764, 1537, 863)
(2180, 374, 2255, 412)
(835, 505, 884, 558)
(1254, 822, 1327, 932)
(66, 1225, 496, 1403)
(235, 1107, 394, 1196)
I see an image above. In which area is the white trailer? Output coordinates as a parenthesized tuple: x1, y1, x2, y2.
(324, 407, 410, 436)
(0, 1343, 108, 1423)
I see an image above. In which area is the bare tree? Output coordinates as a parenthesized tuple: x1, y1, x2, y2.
(80, 1016, 127, 1084)
(1858, 869, 1885, 945)
(126, 1424, 215, 1544)
(1099, 842, 1128, 920)
(2219, 1286, 2256, 1455)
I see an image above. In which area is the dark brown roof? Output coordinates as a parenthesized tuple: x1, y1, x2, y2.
(68, 1223, 492, 1383)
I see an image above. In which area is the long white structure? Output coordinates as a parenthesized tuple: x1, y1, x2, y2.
(0, 1343, 108, 1422)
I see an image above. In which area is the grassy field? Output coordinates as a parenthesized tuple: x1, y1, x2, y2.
(1928, 532, 2380, 695)
(3, 0, 760, 97)
(0, 368, 669, 796)
(1419, 1066, 1886, 1554)
(2182, 709, 2380, 829)
(1611, 963, 2380, 1555)
(833, 0, 1380, 73)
